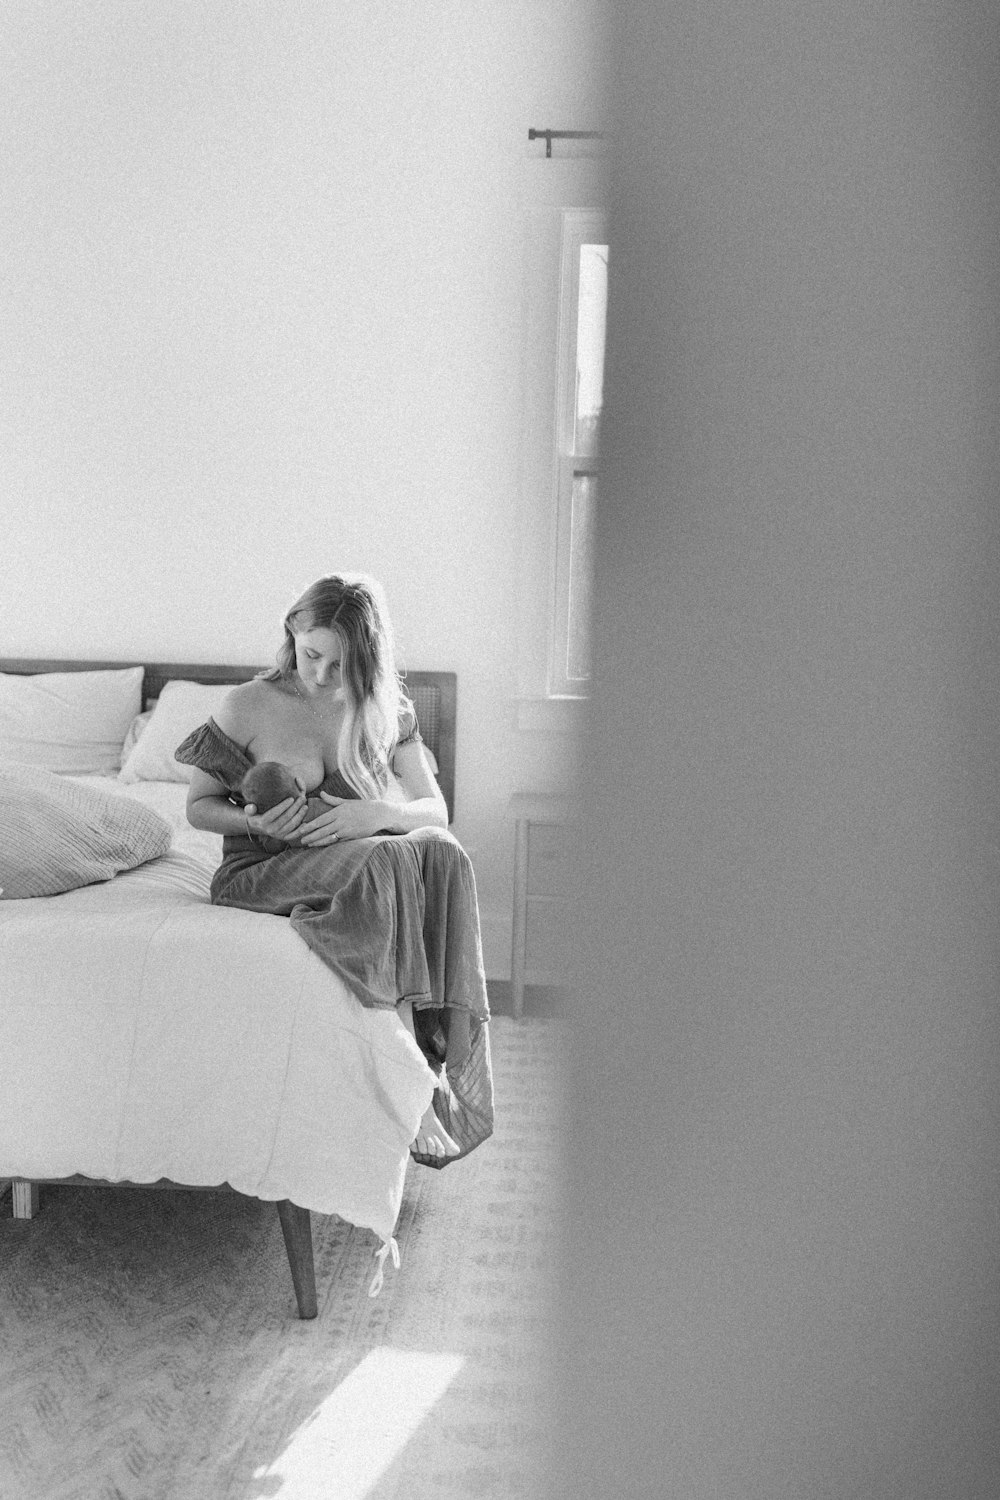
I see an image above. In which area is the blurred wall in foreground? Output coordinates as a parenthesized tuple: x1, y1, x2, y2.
(554, 2, 1000, 1495)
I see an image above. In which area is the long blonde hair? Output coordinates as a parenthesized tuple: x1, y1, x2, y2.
(262, 574, 407, 800)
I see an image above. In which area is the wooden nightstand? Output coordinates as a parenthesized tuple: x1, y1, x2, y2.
(507, 793, 577, 1018)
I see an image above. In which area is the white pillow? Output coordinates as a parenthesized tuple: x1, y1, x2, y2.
(119, 680, 237, 783)
(121, 708, 153, 762)
(0, 667, 143, 776)
(0, 766, 171, 899)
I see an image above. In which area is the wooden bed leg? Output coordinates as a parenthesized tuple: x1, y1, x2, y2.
(276, 1200, 317, 1319)
(12, 1181, 39, 1219)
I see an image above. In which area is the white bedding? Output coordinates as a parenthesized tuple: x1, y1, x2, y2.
(0, 778, 436, 1243)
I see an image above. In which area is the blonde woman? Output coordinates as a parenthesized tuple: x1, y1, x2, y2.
(176, 574, 492, 1167)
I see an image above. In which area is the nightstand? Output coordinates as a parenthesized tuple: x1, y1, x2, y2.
(507, 793, 577, 1018)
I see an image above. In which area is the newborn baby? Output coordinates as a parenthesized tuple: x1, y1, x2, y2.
(240, 761, 326, 854)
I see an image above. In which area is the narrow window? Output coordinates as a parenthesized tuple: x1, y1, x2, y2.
(551, 214, 608, 696)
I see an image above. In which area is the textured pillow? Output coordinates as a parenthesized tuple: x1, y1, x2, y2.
(0, 766, 172, 899)
(0, 667, 143, 776)
(119, 680, 236, 783)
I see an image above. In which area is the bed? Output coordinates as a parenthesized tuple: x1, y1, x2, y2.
(0, 657, 458, 1317)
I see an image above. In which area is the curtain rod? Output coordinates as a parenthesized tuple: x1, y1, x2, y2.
(528, 128, 605, 159)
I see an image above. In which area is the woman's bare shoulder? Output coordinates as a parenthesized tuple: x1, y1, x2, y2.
(214, 677, 285, 739)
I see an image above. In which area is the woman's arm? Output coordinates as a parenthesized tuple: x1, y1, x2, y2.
(298, 739, 448, 845)
(185, 766, 253, 836)
(185, 765, 308, 842)
(386, 737, 449, 828)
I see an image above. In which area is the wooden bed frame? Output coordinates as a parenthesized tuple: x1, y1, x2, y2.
(0, 656, 458, 1318)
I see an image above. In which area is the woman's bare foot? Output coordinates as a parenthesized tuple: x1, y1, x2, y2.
(412, 1100, 460, 1161)
(399, 1001, 461, 1161)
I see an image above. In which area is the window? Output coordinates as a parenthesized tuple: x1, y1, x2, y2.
(551, 216, 607, 695)
(516, 180, 608, 715)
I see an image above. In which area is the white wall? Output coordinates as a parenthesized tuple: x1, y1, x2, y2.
(0, 0, 606, 974)
(555, 1, 1000, 1496)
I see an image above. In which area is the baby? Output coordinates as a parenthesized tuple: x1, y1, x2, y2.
(240, 761, 327, 854)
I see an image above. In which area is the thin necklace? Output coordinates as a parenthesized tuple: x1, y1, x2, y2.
(292, 673, 336, 723)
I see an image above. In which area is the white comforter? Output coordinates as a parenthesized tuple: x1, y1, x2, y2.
(0, 778, 436, 1242)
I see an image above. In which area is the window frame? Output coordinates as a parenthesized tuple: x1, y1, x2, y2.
(515, 181, 608, 720)
(549, 210, 607, 698)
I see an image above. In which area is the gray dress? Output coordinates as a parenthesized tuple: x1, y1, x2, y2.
(174, 715, 493, 1165)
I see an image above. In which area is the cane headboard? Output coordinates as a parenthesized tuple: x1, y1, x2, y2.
(0, 658, 457, 821)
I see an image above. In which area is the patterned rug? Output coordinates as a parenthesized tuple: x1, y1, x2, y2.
(0, 1016, 565, 1500)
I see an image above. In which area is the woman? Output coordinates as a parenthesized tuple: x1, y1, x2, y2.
(175, 574, 493, 1167)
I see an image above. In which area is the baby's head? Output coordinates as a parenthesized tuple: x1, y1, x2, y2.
(240, 761, 301, 813)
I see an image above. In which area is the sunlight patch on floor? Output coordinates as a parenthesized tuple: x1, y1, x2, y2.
(253, 1346, 466, 1499)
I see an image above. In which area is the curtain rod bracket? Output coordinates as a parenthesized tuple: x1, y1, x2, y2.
(528, 128, 605, 159)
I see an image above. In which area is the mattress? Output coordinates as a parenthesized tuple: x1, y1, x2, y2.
(0, 778, 436, 1243)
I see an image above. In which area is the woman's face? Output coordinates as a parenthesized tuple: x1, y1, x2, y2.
(293, 626, 344, 696)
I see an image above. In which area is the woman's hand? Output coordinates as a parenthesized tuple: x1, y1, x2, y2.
(245, 792, 308, 846)
(298, 794, 389, 846)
